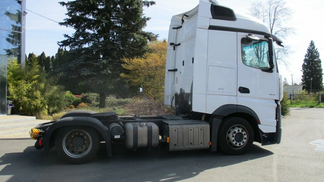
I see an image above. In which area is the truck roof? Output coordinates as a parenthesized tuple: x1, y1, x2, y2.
(170, 0, 270, 36)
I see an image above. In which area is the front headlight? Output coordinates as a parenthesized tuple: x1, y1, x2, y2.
(30, 128, 43, 140)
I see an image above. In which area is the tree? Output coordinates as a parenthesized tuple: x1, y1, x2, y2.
(51, 49, 89, 94)
(121, 41, 167, 100)
(58, 0, 156, 108)
(301, 40, 323, 92)
(7, 54, 68, 116)
(249, 0, 293, 63)
(37, 52, 51, 72)
(7, 57, 47, 116)
(53, 48, 69, 72)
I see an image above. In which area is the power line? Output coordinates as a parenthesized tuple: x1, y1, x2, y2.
(26, 8, 59, 24)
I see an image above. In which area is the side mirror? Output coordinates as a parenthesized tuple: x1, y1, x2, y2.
(246, 34, 260, 41)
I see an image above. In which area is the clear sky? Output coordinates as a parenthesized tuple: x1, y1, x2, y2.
(25, 0, 324, 84)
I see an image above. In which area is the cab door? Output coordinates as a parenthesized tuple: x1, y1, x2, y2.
(237, 33, 279, 128)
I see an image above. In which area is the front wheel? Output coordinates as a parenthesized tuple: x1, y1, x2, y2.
(218, 117, 254, 155)
(55, 127, 99, 164)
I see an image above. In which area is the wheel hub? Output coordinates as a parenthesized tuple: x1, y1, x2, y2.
(227, 125, 248, 148)
(63, 130, 92, 158)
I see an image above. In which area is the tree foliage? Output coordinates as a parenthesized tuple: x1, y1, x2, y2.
(249, 0, 293, 63)
(52, 48, 69, 72)
(281, 92, 290, 116)
(51, 48, 86, 94)
(37, 52, 51, 72)
(7, 55, 68, 117)
(301, 40, 323, 92)
(121, 41, 167, 100)
(7, 57, 47, 116)
(58, 0, 156, 107)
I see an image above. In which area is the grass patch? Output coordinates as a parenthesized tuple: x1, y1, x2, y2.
(289, 98, 324, 108)
(290, 102, 324, 108)
(288, 91, 324, 108)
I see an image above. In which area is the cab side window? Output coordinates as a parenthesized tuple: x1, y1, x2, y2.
(241, 38, 270, 69)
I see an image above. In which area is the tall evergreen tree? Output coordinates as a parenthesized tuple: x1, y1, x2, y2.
(37, 52, 46, 71)
(53, 48, 69, 72)
(301, 40, 323, 92)
(58, 0, 156, 107)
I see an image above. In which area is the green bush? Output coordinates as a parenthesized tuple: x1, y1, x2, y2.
(63, 91, 82, 107)
(281, 92, 290, 116)
(64, 91, 76, 106)
(106, 95, 134, 107)
(8, 59, 47, 116)
(81, 92, 99, 107)
(72, 97, 82, 107)
(7, 57, 68, 117)
(314, 91, 324, 103)
(289, 90, 324, 108)
(45, 84, 69, 114)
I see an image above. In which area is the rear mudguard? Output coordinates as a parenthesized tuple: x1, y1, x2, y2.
(42, 116, 112, 157)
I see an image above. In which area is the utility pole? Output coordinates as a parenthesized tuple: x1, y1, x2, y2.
(291, 74, 293, 85)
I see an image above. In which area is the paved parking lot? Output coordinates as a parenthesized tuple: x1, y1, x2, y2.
(0, 108, 323, 182)
(0, 115, 49, 139)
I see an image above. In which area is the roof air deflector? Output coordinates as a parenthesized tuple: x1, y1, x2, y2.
(210, 4, 236, 21)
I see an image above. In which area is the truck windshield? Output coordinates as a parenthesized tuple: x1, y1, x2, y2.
(241, 38, 271, 70)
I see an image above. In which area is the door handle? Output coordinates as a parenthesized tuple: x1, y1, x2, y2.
(239, 87, 250, 94)
(168, 69, 178, 72)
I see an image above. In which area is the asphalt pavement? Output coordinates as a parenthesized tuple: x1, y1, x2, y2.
(0, 108, 324, 182)
(0, 115, 49, 139)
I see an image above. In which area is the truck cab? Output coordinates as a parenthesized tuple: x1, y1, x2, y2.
(164, 0, 282, 147)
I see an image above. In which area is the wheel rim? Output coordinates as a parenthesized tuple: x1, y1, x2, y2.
(226, 124, 249, 149)
(62, 129, 93, 159)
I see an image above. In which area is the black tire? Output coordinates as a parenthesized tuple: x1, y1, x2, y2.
(55, 127, 99, 164)
(218, 117, 254, 155)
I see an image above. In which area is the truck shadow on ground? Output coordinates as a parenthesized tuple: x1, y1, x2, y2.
(0, 141, 273, 182)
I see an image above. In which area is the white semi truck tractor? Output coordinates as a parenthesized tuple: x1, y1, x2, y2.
(30, 0, 282, 163)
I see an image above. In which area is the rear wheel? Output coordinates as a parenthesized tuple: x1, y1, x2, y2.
(55, 127, 99, 164)
(218, 117, 254, 155)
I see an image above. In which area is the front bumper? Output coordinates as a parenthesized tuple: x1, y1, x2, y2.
(261, 101, 282, 145)
(29, 121, 54, 139)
